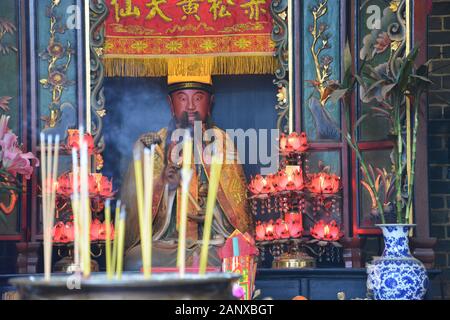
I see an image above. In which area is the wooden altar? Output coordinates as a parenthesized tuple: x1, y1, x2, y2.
(0, 269, 444, 300)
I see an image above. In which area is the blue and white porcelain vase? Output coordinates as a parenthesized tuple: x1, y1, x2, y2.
(366, 224, 429, 300)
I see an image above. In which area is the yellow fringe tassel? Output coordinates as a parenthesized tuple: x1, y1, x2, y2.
(104, 55, 278, 77)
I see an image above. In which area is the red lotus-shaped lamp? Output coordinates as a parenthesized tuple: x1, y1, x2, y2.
(308, 173, 341, 194)
(280, 132, 309, 154)
(310, 220, 342, 242)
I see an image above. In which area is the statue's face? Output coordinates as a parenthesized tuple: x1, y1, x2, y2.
(169, 89, 213, 125)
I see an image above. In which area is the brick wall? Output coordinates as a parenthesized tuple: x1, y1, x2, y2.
(429, 0, 450, 299)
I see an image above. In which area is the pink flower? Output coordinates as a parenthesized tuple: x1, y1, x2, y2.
(2, 148, 39, 179)
(0, 115, 10, 140)
(0, 128, 39, 179)
(374, 32, 391, 55)
(232, 284, 245, 299)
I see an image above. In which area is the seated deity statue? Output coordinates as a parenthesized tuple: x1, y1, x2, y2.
(120, 75, 253, 271)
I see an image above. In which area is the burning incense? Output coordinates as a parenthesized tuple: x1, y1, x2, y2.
(111, 200, 121, 274)
(199, 155, 223, 275)
(79, 137, 91, 277)
(143, 146, 155, 278)
(71, 148, 80, 270)
(177, 132, 193, 277)
(105, 199, 112, 279)
(40, 133, 60, 281)
(133, 147, 146, 273)
(39, 134, 47, 276)
(116, 206, 126, 279)
(49, 135, 60, 220)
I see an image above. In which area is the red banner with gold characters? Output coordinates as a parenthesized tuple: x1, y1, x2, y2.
(104, 0, 276, 77)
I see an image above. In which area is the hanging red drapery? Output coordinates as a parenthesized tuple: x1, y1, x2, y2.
(104, 0, 277, 77)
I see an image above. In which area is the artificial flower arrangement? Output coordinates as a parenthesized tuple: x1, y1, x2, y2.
(51, 129, 115, 244)
(326, 46, 431, 224)
(248, 132, 343, 247)
(320, 44, 433, 300)
(0, 115, 39, 222)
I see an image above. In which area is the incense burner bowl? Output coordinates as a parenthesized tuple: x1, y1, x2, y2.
(10, 272, 240, 300)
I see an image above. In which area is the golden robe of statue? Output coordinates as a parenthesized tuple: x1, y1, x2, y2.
(121, 124, 252, 270)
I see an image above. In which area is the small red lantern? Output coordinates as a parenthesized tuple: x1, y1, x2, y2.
(280, 132, 309, 154)
(52, 221, 74, 243)
(98, 175, 114, 198)
(310, 220, 342, 242)
(56, 173, 72, 197)
(275, 218, 290, 239)
(308, 173, 341, 194)
(97, 220, 115, 241)
(255, 221, 266, 242)
(273, 168, 304, 192)
(67, 129, 95, 155)
(285, 212, 303, 238)
(249, 175, 269, 195)
(265, 220, 276, 241)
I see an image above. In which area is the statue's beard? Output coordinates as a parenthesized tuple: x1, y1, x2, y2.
(177, 111, 201, 129)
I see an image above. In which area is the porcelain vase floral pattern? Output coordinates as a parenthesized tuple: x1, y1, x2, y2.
(367, 225, 428, 300)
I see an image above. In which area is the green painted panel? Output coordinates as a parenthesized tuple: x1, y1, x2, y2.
(0, 0, 21, 236)
(302, 0, 341, 142)
(357, 0, 399, 141)
(0, 0, 19, 134)
(35, 0, 79, 133)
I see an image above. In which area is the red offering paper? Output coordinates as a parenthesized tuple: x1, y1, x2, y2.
(219, 230, 258, 300)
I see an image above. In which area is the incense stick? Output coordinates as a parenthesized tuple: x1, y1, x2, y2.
(40, 133, 59, 281)
(40, 134, 48, 279)
(80, 138, 91, 277)
(133, 147, 146, 275)
(177, 132, 193, 277)
(44, 135, 52, 281)
(105, 199, 112, 279)
(143, 146, 155, 278)
(111, 200, 121, 274)
(71, 148, 80, 270)
(199, 156, 223, 275)
(116, 206, 126, 280)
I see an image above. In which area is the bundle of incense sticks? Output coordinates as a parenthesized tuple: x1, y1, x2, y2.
(111, 200, 121, 276)
(133, 145, 156, 278)
(40, 133, 60, 281)
(116, 205, 126, 279)
(71, 148, 80, 272)
(70, 127, 92, 278)
(199, 155, 223, 275)
(177, 132, 193, 277)
(104, 200, 126, 280)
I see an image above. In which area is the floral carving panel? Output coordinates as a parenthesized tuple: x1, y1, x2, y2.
(0, 0, 21, 235)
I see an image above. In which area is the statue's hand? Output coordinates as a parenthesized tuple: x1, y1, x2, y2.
(163, 164, 181, 191)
